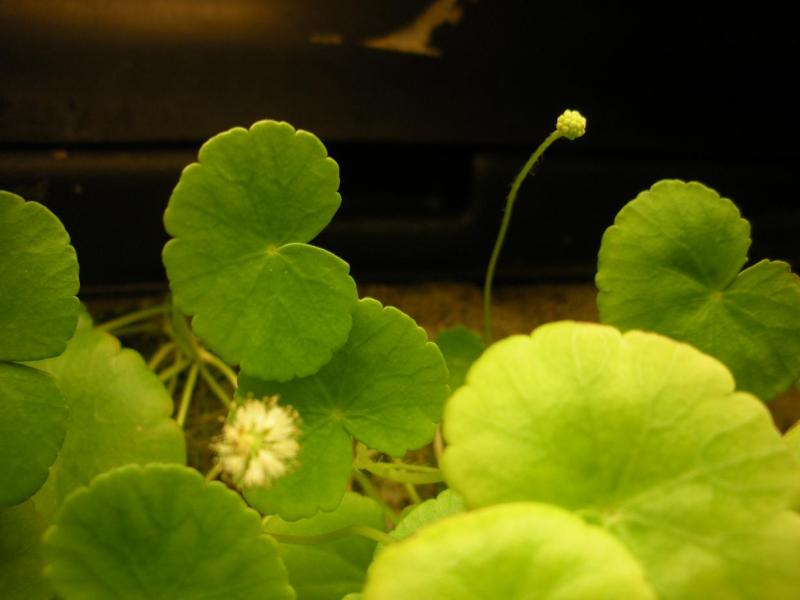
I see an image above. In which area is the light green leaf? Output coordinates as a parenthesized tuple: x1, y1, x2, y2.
(596, 179, 800, 400)
(435, 327, 484, 391)
(31, 328, 185, 521)
(627, 509, 800, 599)
(163, 120, 357, 381)
(240, 298, 449, 519)
(714, 511, 800, 598)
(786, 424, 800, 510)
(263, 492, 385, 600)
(0, 191, 79, 362)
(388, 489, 464, 545)
(442, 321, 799, 598)
(0, 500, 50, 599)
(0, 363, 67, 506)
(363, 502, 655, 600)
(787, 423, 800, 462)
(43, 464, 295, 600)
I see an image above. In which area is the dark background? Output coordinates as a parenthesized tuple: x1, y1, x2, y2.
(1, 1, 797, 290)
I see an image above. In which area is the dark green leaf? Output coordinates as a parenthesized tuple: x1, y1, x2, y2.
(597, 179, 800, 400)
(0, 500, 50, 599)
(244, 416, 353, 521)
(264, 492, 385, 599)
(435, 327, 484, 390)
(240, 298, 449, 519)
(32, 328, 185, 521)
(0, 363, 67, 506)
(0, 192, 79, 362)
(43, 464, 295, 600)
(163, 120, 357, 381)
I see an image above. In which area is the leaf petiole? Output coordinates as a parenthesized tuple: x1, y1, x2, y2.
(352, 469, 399, 525)
(148, 342, 176, 370)
(197, 362, 232, 408)
(111, 323, 161, 337)
(266, 523, 397, 547)
(96, 304, 169, 333)
(356, 457, 444, 485)
(175, 363, 199, 427)
(169, 306, 198, 359)
(433, 425, 444, 465)
(157, 357, 191, 383)
(205, 462, 223, 483)
(199, 349, 238, 388)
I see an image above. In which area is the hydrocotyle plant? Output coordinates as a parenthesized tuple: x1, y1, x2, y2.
(2, 110, 799, 600)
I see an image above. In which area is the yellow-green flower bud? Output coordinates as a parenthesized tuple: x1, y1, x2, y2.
(556, 109, 587, 140)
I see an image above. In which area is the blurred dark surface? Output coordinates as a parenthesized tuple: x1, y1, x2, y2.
(1, 1, 797, 289)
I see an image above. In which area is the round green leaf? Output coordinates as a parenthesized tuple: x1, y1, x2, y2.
(711, 511, 800, 598)
(167, 121, 341, 246)
(442, 321, 799, 598)
(240, 297, 449, 519)
(0, 191, 79, 361)
(0, 363, 67, 506)
(387, 489, 464, 545)
(43, 464, 294, 600)
(363, 502, 655, 600)
(596, 179, 800, 400)
(163, 120, 357, 381)
(628, 509, 800, 599)
(435, 326, 484, 391)
(0, 500, 50, 599)
(263, 492, 385, 600)
(31, 328, 185, 521)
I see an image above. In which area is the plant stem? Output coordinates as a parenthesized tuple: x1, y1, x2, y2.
(148, 342, 176, 370)
(96, 304, 169, 333)
(170, 306, 198, 359)
(205, 462, 223, 482)
(403, 482, 422, 504)
(198, 362, 232, 408)
(357, 459, 444, 485)
(367, 469, 444, 485)
(112, 323, 161, 337)
(167, 373, 178, 396)
(482, 130, 563, 345)
(158, 357, 191, 382)
(359, 457, 440, 474)
(352, 469, 399, 525)
(267, 524, 396, 546)
(433, 425, 444, 466)
(176, 363, 200, 427)
(394, 460, 422, 503)
(199, 350, 238, 388)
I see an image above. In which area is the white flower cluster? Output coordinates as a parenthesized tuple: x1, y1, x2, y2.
(212, 396, 301, 488)
(556, 109, 587, 140)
